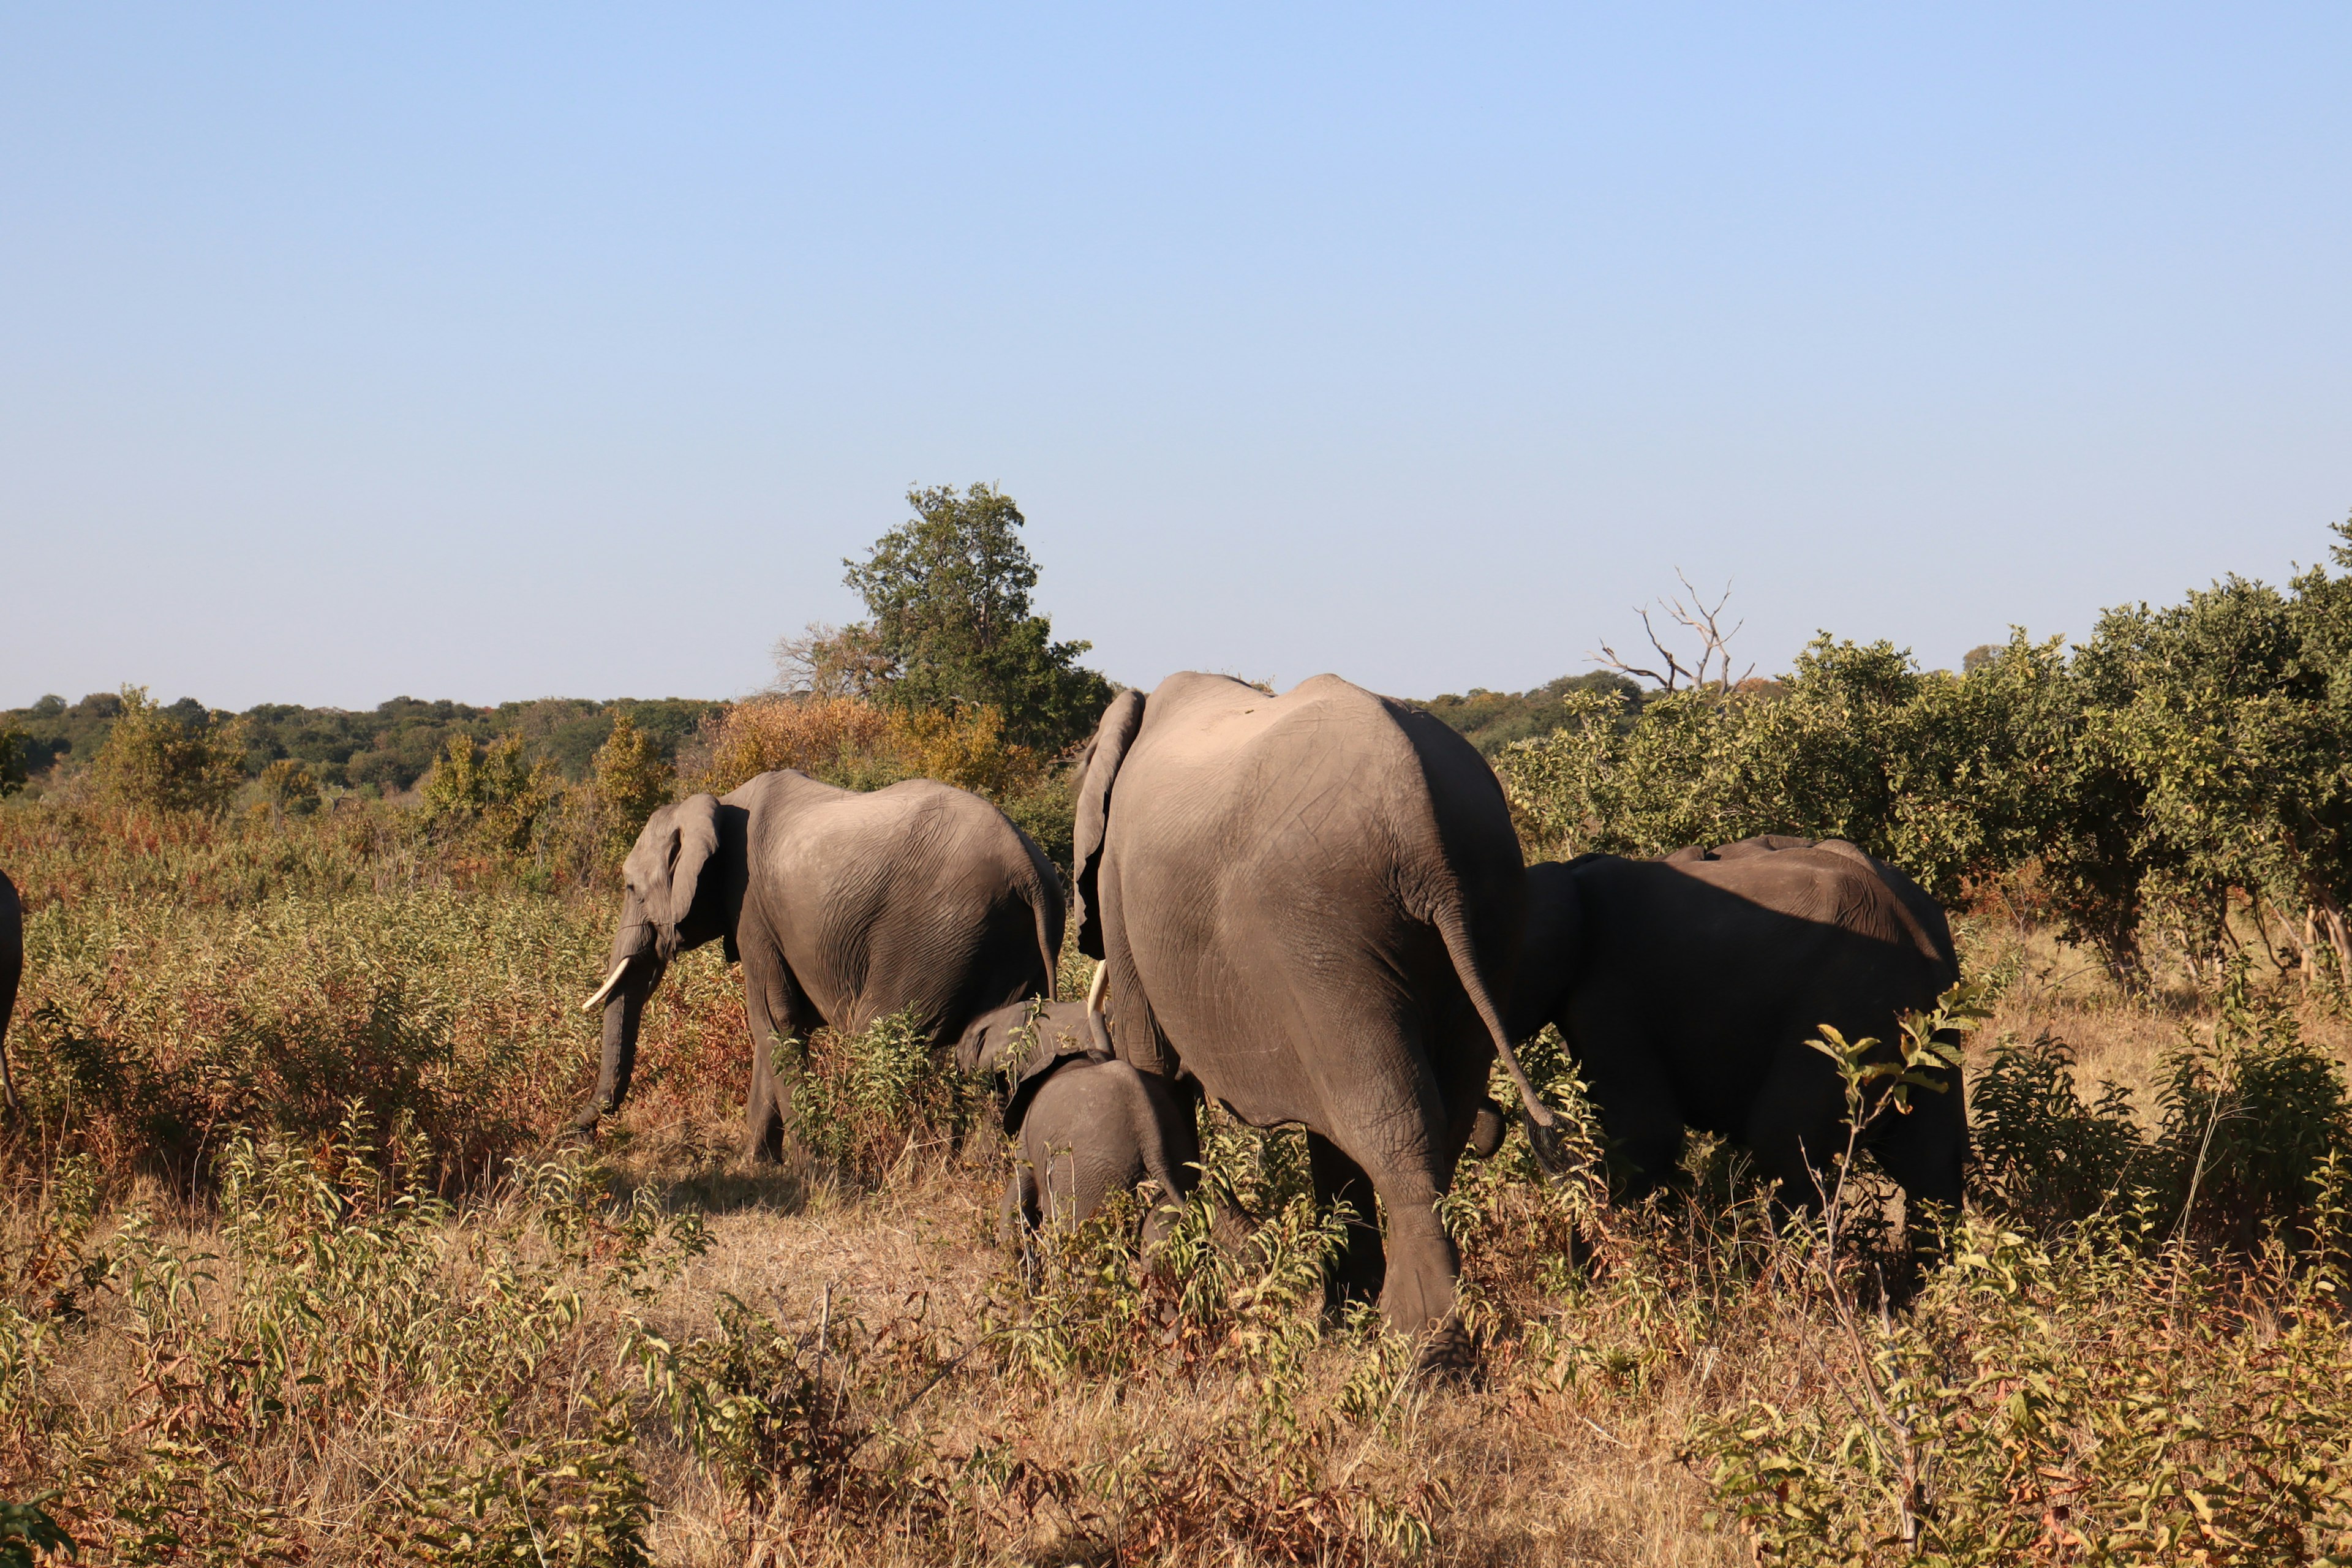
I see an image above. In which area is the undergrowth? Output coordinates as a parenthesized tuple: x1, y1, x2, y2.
(9, 801, 2352, 1563)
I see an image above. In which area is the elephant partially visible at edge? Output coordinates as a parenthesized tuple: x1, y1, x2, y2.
(573, 769, 1065, 1160)
(1074, 671, 1560, 1350)
(1, 870, 20, 1115)
(1511, 834, 1966, 1221)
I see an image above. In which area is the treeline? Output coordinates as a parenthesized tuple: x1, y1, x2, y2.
(0, 691, 720, 796)
(0, 484, 1107, 880)
(1499, 519, 2352, 987)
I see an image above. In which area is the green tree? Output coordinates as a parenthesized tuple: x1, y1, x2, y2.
(0, 725, 26, 797)
(836, 483, 1112, 752)
(91, 685, 247, 813)
(420, 732, 556, 856)
(587, 712, 674, 864)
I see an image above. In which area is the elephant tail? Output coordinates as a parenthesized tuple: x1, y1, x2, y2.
(1433, 904, 1569, 1176)
(1028, 872, 1063, 1005)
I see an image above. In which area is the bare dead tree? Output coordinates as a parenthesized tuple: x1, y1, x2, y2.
(1591, 570, 1755, 695)
(770, 622, 895, 701)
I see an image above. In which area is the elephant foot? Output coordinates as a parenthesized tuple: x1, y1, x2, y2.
(1414, 1319, 1478, 1381)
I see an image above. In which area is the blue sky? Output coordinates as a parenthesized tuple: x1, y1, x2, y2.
(4, 5, 2348, 709)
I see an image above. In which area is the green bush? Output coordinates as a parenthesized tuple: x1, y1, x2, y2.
(90, 685, 247, 815)
(788, 1008, 983, 1188)
(1969, 1031, 2144, 1235)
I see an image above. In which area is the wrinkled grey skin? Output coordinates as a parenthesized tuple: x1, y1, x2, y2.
(0, 870, 20, 1115)
(959, 997, 1205, 1245)
(1011, 1059, 1203, 1245)
(574, 770, 1065, 1161)
(1512, 834, 1965, 1217)
(1074, 672, 1554, 1347)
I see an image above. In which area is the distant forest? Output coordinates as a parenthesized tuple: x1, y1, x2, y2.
(0, 675, 1605, 797)
(0, 692, 722, 796)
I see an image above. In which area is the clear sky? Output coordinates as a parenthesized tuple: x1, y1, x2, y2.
(4, 5, 2348, 711)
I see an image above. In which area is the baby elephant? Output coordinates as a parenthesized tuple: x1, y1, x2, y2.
(956, 998, 1204, 1244)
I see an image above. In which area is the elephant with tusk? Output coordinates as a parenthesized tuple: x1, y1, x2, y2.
(572, 769, 1065, 1161)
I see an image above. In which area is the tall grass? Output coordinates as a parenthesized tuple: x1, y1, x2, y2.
(9, 798, 2352, 1564)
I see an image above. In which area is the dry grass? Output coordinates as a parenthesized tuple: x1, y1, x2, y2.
(6, 802, 2352, 1564)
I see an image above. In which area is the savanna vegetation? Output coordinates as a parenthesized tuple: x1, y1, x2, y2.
(5, 500, 2352, 1564)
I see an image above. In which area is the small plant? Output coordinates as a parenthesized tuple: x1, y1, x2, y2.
(789, 1007, 980, 1187)
(1970, 1030, 2146, 1234)
(2153, 960, 2352, 1254)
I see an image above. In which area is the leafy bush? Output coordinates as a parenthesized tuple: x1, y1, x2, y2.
(3, 1109, 704, 1565)
(89, 686, 246, 815)
(788, 1008, 983, 1188)
(1691, 1217, 2352, 1566)
(2150, 966, 2352, 1254)
(1499, 518, 2352, 987)
(1969, 1031, 2144, 1234)
(690, 693, 1042, 802)
(419, 730, 559, 856)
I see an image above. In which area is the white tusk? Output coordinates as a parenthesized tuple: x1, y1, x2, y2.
(581, 959, 632, 1013)
(1084, 961, 1113, 1057)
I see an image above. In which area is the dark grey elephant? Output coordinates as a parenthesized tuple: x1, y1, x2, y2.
(1074, 672, 1558, 1346)
(1512, 834, 1964, 1218)
(573, 769, 1065, 1160)
(1, 870, 20, 1115)
(958, 992, 1203, 1245)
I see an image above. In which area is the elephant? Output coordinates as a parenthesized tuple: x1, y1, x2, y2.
(957, 992, 1204, 1245)
(1, 870, 20, 1115)
(1073, 671, 1559, 1349)
(572, 769, 1066, 1161)
(1510, 834, 1964, 1222)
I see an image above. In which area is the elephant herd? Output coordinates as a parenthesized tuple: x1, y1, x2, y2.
(572, 671, 1966, 1355)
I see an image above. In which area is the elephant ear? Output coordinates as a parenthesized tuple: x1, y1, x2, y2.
(1072, 690, 1147, 961)
(654, 793, 723, 957)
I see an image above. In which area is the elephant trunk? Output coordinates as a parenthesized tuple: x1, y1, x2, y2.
(571, 917, 665, 1131)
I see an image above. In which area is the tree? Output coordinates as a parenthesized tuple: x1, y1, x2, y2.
(586, 712, 674, 864)
(92, 686, 246, 813)
(835, 483, 1112, 753)
(420, 732, 556, 856)
(0, 725, 25, 797)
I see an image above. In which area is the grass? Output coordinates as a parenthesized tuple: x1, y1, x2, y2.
(5, 801, 2352, 1564)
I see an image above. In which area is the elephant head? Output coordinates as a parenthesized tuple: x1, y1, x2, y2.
(572, 793, 739, 1129)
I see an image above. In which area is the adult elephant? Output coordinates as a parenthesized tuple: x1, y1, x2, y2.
(571, 769, 1065, 1160)
(1075, 672, 1559, 1346)
(1, 870, 20, 1115)
(1512, 834, 1964, 1218)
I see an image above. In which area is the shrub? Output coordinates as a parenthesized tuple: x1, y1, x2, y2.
(255, 756, 320, 816)
(1690, 1218, 2352, 1566)
(788, 1008, 983, 1188)
(89, 685, 246, 815)
(419, 731, 557, 856)
(1969, 1031, 2144, 1235)
(691, 693, 1041, 803)
(4, 1110, 705, 1565)
(2150, 964, 2352, 1254)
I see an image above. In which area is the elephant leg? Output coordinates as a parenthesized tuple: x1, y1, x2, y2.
(1869, 1071, 1968, 1277)
(741, 947, 811, 1164)
(1308, 1132, 1387, 1313)
(1744, 1045, 1849, 1214)
(1587, 1073, 1686, 1202)
(1000, 1168, 1038, 1247)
